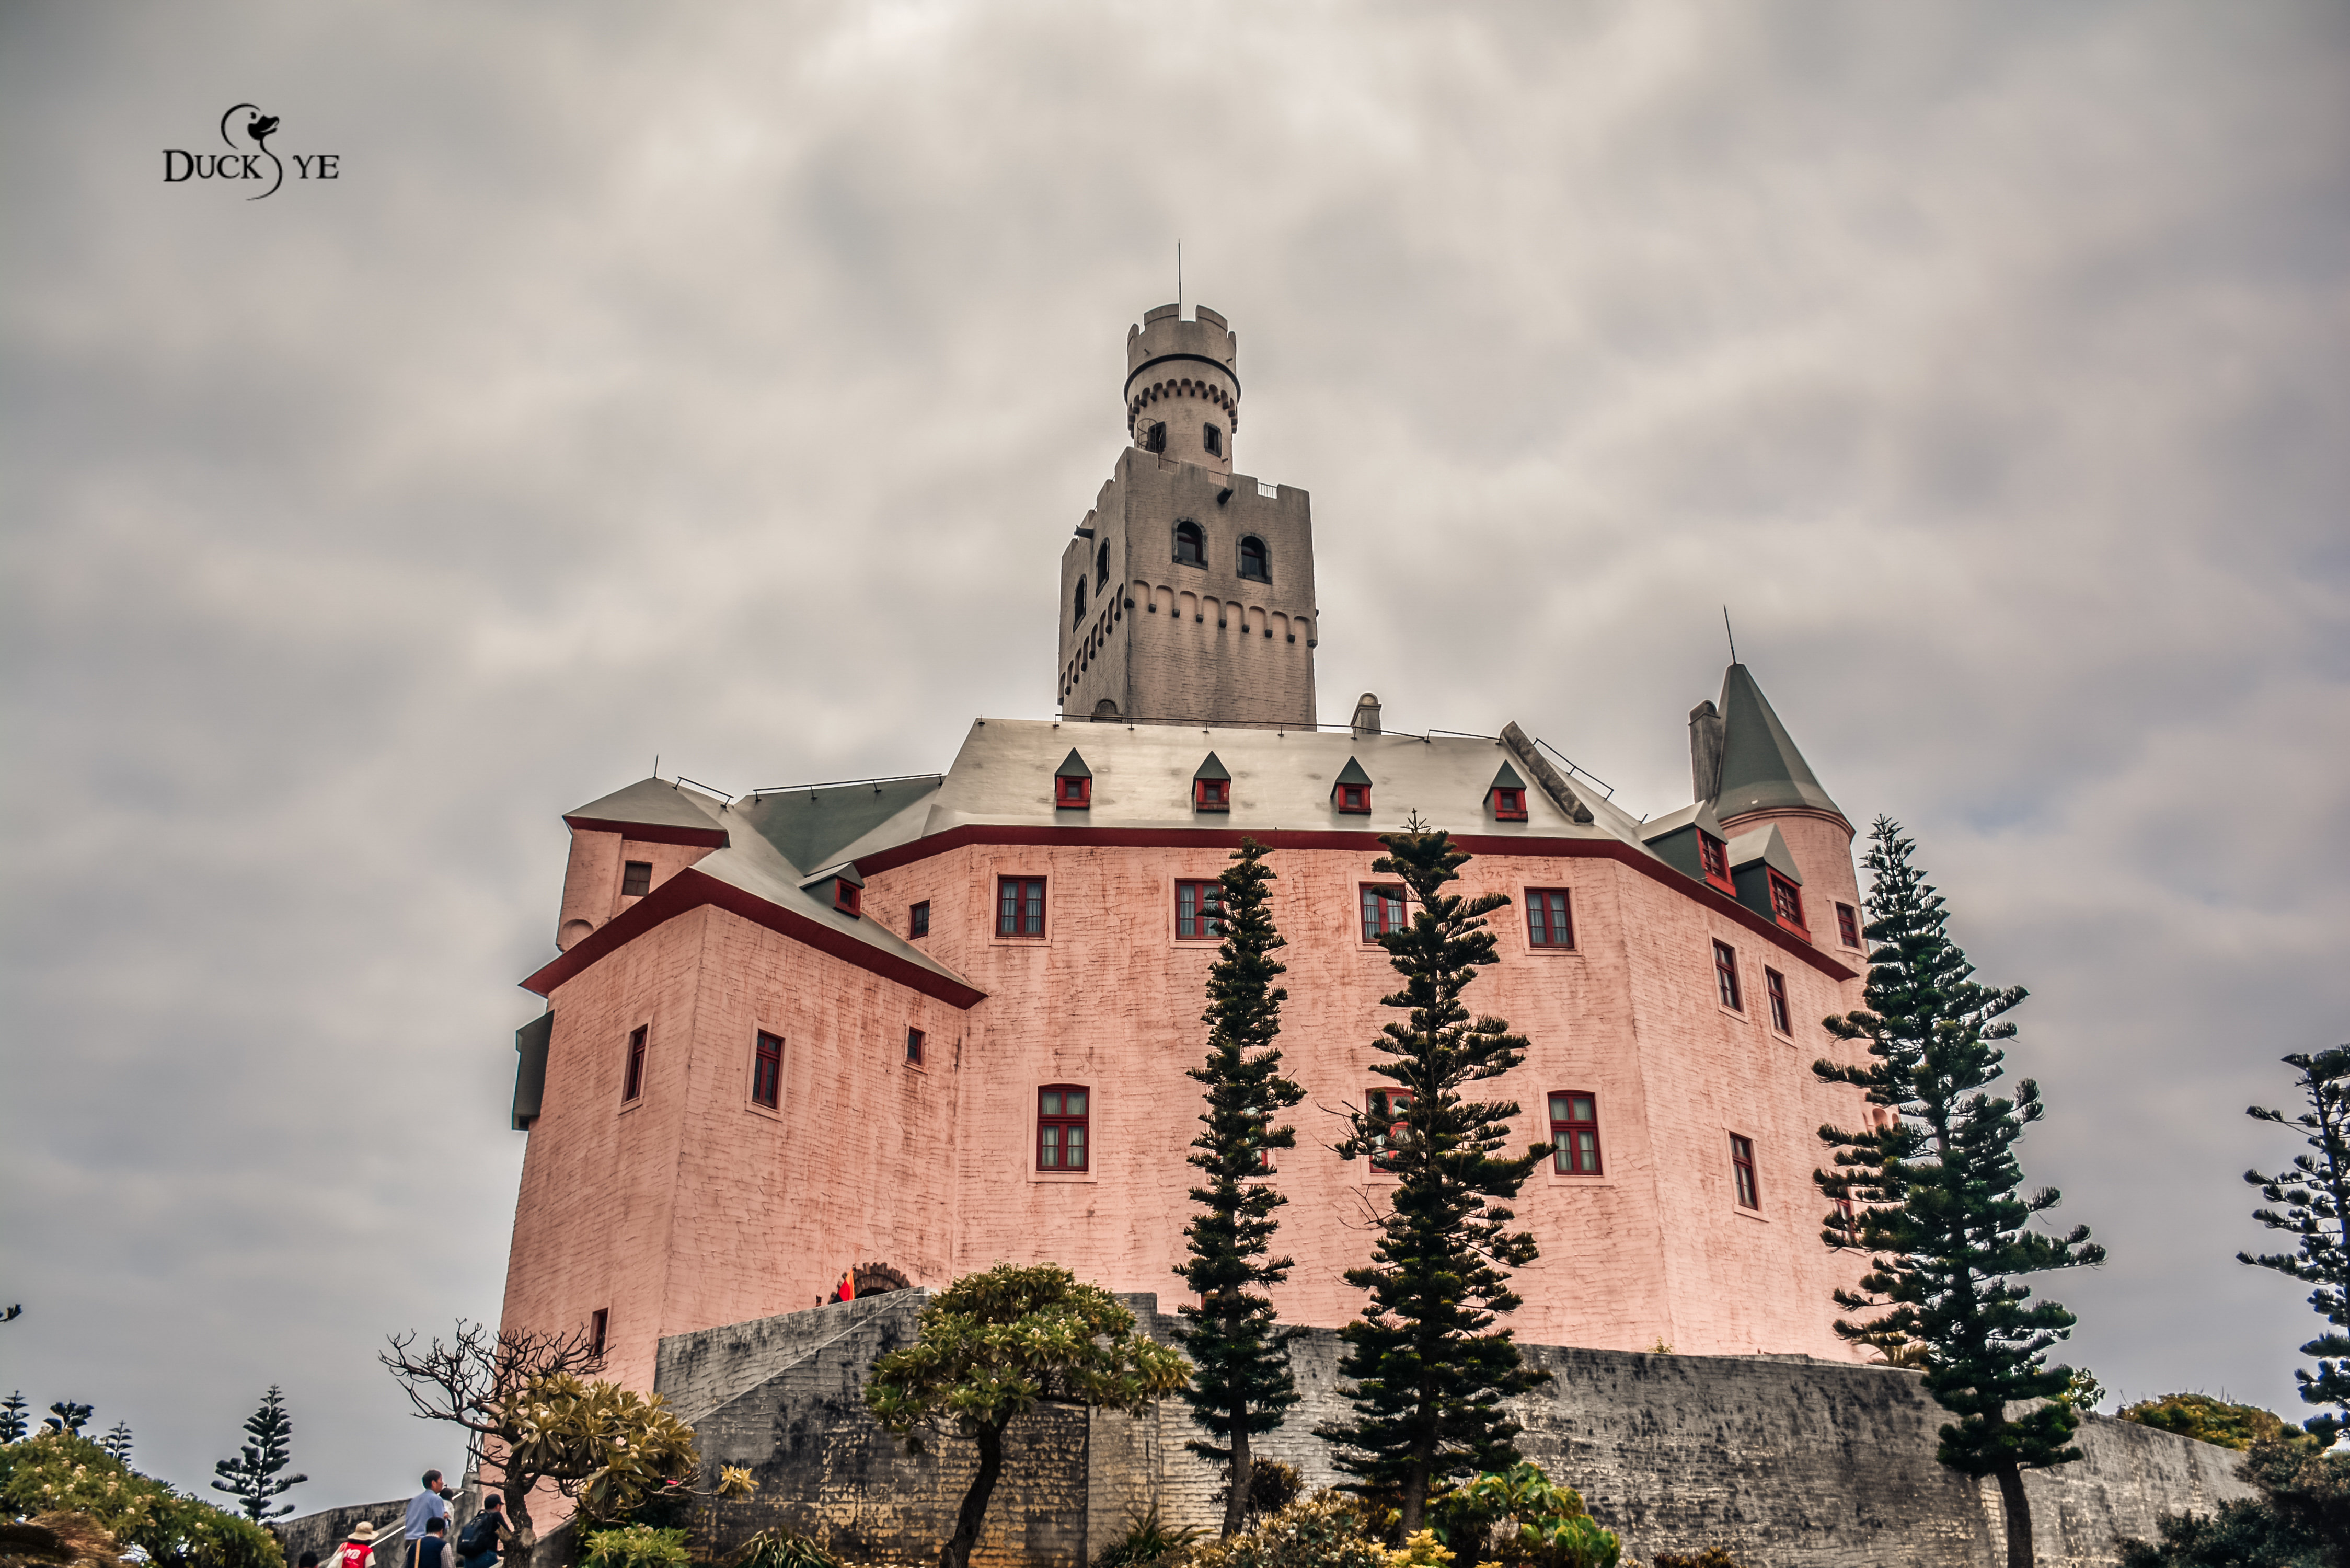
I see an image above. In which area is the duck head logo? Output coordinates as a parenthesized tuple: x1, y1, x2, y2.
(163, 106, 338, 197)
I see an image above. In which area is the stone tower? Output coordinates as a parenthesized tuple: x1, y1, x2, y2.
(1055, 305, 1319, 728)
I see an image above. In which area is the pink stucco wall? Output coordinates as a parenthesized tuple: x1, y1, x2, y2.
(502, 824, 1881, 1397)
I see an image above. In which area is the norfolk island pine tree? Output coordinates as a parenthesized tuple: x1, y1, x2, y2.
(2241, 1044, 2350, 1439)
(1316, 817, 1551, 1535)
(211, 1385, 307, 1521)
(1174, 836, 1309, 1537)
(1813, 818, 2103, 1568)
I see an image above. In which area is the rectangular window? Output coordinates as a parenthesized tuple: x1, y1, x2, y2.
(1367, 1088, 1414, 1171)
(622, 1025, 648, 1102)
(1203, 423, 1223, 456)
(1056, 775, 1091, 808)
(1491, 786, 1527, 821)
(1361, 884, 1408, 941)
(1713, 941, 1742, 1011)
(1765, 968, 1791, 1034)
(1038, 1086, 1089, 1171)
(1730, 1133, 1760, 1209)
(997, 877, 1046, 938)
(588, 1309, 608, 1358)
(1526, 888, 1574, 949)
(909, 900, 931, 938)
(751, 1031, 782, 1108)
(1177, 879, 1225, 940)
(1769, 873, 1806, 933)
(1548, 1091, 1602, 1174)
(834, 878, 861, 916)
(1836, 902, 1861, 948)
(621, 861, 653, 897)
(1194, 778, 1230, 810)
(1697, 834, 1730, 886)
(905, 1027, 925, 1067)
(1337, 783, 1370, 814)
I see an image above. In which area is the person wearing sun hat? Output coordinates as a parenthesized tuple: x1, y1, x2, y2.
(336, 1519, 381, 1568)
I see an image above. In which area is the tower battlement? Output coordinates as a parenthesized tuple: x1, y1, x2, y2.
(1125, 304, 1240, 471)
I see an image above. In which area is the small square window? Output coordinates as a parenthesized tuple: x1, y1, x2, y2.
(1039, 1085, 1089, 1171)
(1730, 1133, 1760, 1209)
(1491, 787, 1527, 821)
(909, 901, 931, 939)
(752, 1031, 783, 1109)
(621, 861, 653, 897)
(622, 1025, 648, 1103)
(588, 1308, 608, 1358)
(1836, 902, 1862, 948)
(1712, 941, 1743, 1011)
(834, 878, 862, 916)
(1361, 884, 1408, 941)
(1765, 967, 1791, 1034)
(1337, 784, 1370, 815)
(1367, 1088, 1414, 1171)
(997, 877, 1046, 938)
(1548, 1092, 1602, 1174)
(1177, 880, 1225, 940)
(1056, 775, 1091, 809)
(905, 1027, 925, 1067)
(1526, 889, 1574, 949)
(1194, 778, 1230, 811)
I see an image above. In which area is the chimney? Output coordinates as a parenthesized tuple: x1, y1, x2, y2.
(1351, 693, 1382, 737)
(1689, 700, 1725, 802)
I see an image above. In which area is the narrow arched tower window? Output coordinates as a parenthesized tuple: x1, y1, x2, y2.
(1238, 536, 1269, 582)
(1173, 521, 1205, 567)
(1096, 542, 1111, 587)
(1145, 422, 1168, 453)
(1073, 577, 1087, 628)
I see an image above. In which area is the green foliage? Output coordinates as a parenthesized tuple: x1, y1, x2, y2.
(729, 1527, 839, 1568)
(496, 1376, 721, 1526)
(1812, 822, 2103, 1517)
(1316, 820, 1551, 1531)
(866, 1263, 1190, 1568)
(2119, 1392, 2303, 1451)
(1177, 837, 1309, 1535)
(98, 1426, 132, 1468)
(1180, 1492, 1389, 1568)
(579, 1525, 690, 1568)
(210, 1387, 305, 1522)
(1427, 1464, 1619, 1568)
(1211, 1459, 1305, 1526)
(0, 1394, 26, 1444)
(1091, 1503, 1206, 1568)
(2241, 1045, 2350, 1424)
(0, 1431, 282, 1568)
(40, 1408, 90, 1441)
(2059, 1368, 2105, 1414)
(2117, 1439, 2350, 1567)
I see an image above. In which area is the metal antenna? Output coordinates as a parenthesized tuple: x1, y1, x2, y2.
(1723, 607, 1737, 664)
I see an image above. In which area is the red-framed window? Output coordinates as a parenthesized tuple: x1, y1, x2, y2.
(1712, 941, 1742, 1011)
(621, 860, 653, 897)
(1056, 774, 1091, 809)
(905, 1027, 925, 1067)
(1336, 783, 1370, 815)
(1194, 777, 1230, 811)
(1526, 888, 1574, 949)
(1768, 872, 1807, 936)
(1696, 833, 1732, 892)
(997, 877, 1046, 938)
(1177, 880, 1225, 940)
(622, 1025, 648, 1103)
(1038, 1086, 1089, 1170)
(1490, 786, 1527, 821)
(909, 901, 930, 938)
(1549, 1092, 1601, 1174)
(1730, 1134, 1760, 1209)
(1361, 884, 1408, 941)
(1367, 1087, 1414, 1171)
(751, 1030, 782, 1108)
(1764, 968, 1791, 1033)
(1836, 902, 1862, 948)
(588, 1309, 608, 1358)
(833, 878, 862, 916)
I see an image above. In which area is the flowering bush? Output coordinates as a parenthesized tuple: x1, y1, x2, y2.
(0, 1433, 280, 1568)
(579, 1524, 690, 1568)
(1182, 1492, 1391, 1568)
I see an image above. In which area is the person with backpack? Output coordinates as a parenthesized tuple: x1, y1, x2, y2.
(456, 1493, 503, 1568)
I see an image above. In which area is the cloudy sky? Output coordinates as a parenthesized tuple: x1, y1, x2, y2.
(4, 0, 2346, 1511)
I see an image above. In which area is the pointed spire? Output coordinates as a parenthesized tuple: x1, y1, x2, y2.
(1713, 664, 1845, 824)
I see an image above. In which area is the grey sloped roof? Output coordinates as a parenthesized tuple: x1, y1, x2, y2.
(1195, 751, 1231, 781)
(1713, 664, 1845, 822)
(1725, 823, 1803, 884)
(1639, 799, 1729, 844)
(1055, 748, 1092, 779)
(1490, 760, 1526, 792)
(566, 778, 732, 838)
(736, 775, 944, 870)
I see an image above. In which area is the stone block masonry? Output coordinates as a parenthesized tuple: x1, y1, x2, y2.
(661, 1292, 2254, 1568)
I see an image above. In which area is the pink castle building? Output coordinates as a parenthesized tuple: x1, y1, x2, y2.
(498, 304, 1880, 1403)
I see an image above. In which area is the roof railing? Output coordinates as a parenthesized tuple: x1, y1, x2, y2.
(745, 773, 945, 800)
(1533, 736, 1617, 800)
(672, 776, 735, 803)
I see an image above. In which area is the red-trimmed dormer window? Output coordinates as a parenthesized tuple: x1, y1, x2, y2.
(833, 878, 862, 917)
(1490, 786, 1527, 821)
(1696, 833, 1733, 893)
(1194, 777, 1230, 811)
(1337, 783, 1369, 814)
(1767, 872, 1807, 938)
(1056, 774, 1091, 809)
(1836, 901, 1862, 948)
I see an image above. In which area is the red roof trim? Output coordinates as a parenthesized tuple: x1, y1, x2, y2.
(520, 867, 985, 1008)
(849, 824, 1857, 980)
(563, 815, 730, 849)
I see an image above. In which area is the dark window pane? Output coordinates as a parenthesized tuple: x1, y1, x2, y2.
(622, 861, 653, 897)
(1065, 1089, 1086, 1115)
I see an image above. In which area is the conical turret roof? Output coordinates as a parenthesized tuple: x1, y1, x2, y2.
(1713, 663, 1845, 823)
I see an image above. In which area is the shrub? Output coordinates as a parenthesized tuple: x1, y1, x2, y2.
(1427, 1463, 1619, 1568)
(1093, 1503, 1205, 1568)
(728, 1527, 837, 1568)
(0, 1433, 279, 1568)
(1183, 1492, 1389, 1568)
(2117, 1439, 2350, 1567)
(2118, 1393, 2304, 1452)
(1210, 1461, 1305, 1527)
(579, 1525, 689, 1568)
